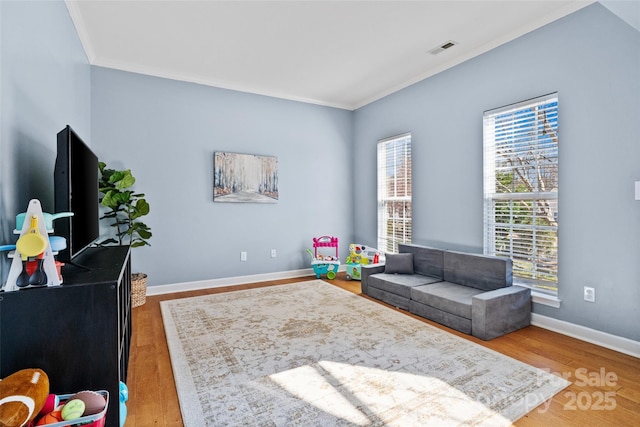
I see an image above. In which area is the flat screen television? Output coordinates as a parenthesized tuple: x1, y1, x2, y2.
(54, 125, 99, 262)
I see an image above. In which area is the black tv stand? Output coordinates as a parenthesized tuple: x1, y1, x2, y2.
(0, 246, 132, 427)
(62, 259, 92, 272)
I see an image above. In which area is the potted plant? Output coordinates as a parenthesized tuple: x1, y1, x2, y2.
(98, 162, 152, 306)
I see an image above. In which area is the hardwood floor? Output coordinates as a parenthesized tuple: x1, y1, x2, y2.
(125, 274, 640, 426)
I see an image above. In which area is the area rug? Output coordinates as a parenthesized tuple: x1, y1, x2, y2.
(160, 280, 569, 426)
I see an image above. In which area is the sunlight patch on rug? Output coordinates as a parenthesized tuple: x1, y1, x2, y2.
(161, 280, 569, 426)
(268, 361, 513, 426)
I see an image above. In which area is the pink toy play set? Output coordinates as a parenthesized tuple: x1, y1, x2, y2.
(307, 236, 340, 280)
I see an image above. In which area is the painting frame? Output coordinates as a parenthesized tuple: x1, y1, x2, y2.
(213, 151, 279, 203)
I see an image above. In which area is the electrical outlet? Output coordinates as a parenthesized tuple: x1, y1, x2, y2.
(271, 249, 277, 258)
(584, 286, 595, 302)
(240, 251, 247, 261)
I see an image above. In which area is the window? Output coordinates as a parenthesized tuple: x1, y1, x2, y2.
(483, 94, 558, 294)
(377, 133, 412, 253)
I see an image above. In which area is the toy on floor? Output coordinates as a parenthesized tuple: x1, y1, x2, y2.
(0, 368, 50, 427)
(67, 390, 107, 416)
(36, 411, 62, 425)
(0, 367, 109, 427)
(307, 236, 340, 279)
(34, 390, 108, 426)
(344, 243, 383, 280)
(61, 399, 85, 421)
(38, 394, 59, 418)
(119, 381, 128, 427)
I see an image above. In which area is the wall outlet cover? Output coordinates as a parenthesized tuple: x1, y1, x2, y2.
(584, 286, 595, 302)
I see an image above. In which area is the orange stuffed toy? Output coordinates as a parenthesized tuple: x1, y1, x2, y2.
(0, 368, 49, 427)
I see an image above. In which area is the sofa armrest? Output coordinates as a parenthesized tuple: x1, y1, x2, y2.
(361, 263, 386, 294)
(471, 286, 531, 340)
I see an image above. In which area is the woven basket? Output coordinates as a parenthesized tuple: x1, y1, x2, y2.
(131, 273, 148, 307)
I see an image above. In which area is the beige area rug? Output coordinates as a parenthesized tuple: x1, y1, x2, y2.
(160, 280, 569, 426)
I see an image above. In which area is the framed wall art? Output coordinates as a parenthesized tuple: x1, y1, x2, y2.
(213, 152, 279, 203)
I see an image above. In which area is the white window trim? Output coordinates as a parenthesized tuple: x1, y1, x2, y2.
(377, 133, 412, 253)
(483, 93, 559, 295)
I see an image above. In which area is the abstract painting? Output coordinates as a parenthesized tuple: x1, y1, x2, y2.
(213, 152, 278, 203)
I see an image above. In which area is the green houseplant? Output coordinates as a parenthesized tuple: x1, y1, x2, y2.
(98, 162, 151, 247)
(98, 161, 152, 306)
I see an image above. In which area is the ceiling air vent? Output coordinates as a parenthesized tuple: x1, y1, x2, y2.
(429, 40, 458, 55)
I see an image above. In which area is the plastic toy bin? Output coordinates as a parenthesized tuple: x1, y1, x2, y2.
(36, 390, 108, 427)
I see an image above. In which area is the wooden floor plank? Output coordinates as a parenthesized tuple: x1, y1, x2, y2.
(125, 273, 640, 426)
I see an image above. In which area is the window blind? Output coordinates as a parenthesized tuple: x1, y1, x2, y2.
(483, 94, 559, 293)
(377, 133, 412, 253)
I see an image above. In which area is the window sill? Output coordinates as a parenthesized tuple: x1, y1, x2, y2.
(531, 291, 561, 308)
(513, 280, 560, 308)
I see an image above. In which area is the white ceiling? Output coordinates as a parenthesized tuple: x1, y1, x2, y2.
(66, 1, 597, 110)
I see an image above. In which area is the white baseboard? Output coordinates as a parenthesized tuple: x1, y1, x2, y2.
(147, 264, 350, 296)
(146, 268, 319, 296)
(146, 271, 639, 359)
(531, 313, 640, 359)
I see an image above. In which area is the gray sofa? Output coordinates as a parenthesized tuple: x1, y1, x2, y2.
(361, 243, 531, 340)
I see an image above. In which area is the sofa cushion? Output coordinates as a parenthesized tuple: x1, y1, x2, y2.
(368, 273, 440, 299)
(367, 287, 411, 311)
(409, 300, 472, 335)
(384, 253, 414, 274)
(399, 244, 444, 279)
(411, 282, 485, 320)
(443, 250, 512, 291)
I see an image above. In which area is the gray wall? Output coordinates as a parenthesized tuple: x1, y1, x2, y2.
(90, 68, 353, 286)
(0, 0, 91, 281)
(353, 4, 640, 341)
